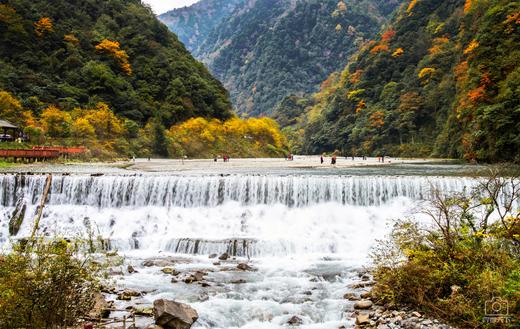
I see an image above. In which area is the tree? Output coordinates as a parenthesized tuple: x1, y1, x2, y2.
(34, 17, 53, 37)
(95, 39, 132, 75)
(0, 90, 22, 124)
(152, 120, 168, 157)
(71, 117, 95, 140)
(83, 102, 125, 139)
(40, 105, 72, 138)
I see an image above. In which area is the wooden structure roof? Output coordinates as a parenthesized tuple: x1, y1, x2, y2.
(0, 119, 17, 129)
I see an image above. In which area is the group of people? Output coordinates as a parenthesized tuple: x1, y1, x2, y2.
(320, 154, 337, 165)
(214, 155, 230, 162)
(319, 154, 389, 165)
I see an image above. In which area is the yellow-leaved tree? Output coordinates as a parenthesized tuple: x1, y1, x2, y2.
(95, 39, 132, 75)
(82, 102, 125, 140)
(71, 117, 95, 140)
(40, 105, 72, 138)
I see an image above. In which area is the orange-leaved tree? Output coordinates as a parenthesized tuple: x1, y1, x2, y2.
(95, 39, 132, 75)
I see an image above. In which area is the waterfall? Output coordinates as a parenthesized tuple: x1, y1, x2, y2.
(0, 174, 474, 208)
(0, 173, 478, 258)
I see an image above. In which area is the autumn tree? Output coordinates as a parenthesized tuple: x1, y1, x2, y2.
(0, 90, 22, 125)
(82, 102, 125, 139)
(95, 39, 132, 75)
(369, 111, 385, 128)
(40, 105, 72, 138)
(71, 117, 95, 140)
(34, 17, 53, 37)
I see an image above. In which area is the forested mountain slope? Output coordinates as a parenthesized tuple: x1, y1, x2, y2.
(0, 0, 232, 127)
(193, 0, 402, 116)
(159, 0, 243, 53)
(297, 0, 519, 162)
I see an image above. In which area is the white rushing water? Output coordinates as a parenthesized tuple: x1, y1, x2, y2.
(0, 173, 475, 328)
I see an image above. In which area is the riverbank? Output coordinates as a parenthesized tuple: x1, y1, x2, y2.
(0, 156, 468, 176)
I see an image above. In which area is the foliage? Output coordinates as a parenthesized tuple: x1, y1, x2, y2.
(0, 239, 100, 328)
(33, 17, 53, 37)
(159, 0, 243, 52)
(299, 0, 520, 162)
(0, 91, 288, 159)
(371, 168, 520, 328)
(193, 0, 401, 116)
(95, 39, 132, 75)
(167, 116, 288, 158)
(0, 0, 232, 128)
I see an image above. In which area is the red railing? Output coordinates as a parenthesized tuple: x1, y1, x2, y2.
(0, 149, 60, 159)
(32, 146, 86, 155)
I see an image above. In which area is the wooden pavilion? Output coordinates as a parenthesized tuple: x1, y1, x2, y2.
(0, 119, 18, 141)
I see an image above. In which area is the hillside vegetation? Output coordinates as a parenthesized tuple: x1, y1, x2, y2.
(159, 0, 243, 53)
(0, 0, 232, 128)
(194, 0, 402, 116)
(290, 0, 520, 162)
(0, 0, 288, 158)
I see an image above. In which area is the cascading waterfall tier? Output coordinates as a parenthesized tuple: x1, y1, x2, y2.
(0, 173, 477, 257)
(0, 174, 474, 208)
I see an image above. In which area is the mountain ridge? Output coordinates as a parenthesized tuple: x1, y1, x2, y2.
(291, 0, 520, 162)
(163, 0, 402, 116)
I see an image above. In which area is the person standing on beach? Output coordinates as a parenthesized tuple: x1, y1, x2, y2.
(320, 155, 324, 164)
(331, 154, 337, 165)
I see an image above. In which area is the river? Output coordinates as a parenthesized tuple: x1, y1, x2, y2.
(0, 160, 483, 328)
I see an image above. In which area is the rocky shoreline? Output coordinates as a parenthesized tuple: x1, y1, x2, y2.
(344, 271, 457, 329)
(86, 255, 458, 329)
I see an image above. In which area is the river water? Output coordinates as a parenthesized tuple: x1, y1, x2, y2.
(0, 164, 480, 328)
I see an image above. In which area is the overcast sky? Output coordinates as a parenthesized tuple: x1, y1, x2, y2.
(142, 0, 200, 14)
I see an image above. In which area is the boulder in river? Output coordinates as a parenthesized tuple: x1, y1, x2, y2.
(154, 299, 198, 329)
(354, 300, 373, 310)
(88, 292, 112, 319)
(218, 252, 229, 260)
(117, 289, 142, 300)
(356, 313, 370, 325)
(162, 267, 180, 276)
(343, 292, 360, 301)
(237, 263, 254, 271)
(360, 290, 371, 299)
(143, 259, 176, 267)
(287, 315, 303, 325)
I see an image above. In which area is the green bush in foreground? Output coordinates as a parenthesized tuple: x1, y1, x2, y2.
(0, 239, 101, 329)
(372, 167, 520, 328)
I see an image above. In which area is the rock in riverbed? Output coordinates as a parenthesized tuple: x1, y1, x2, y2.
(117, 289, 142, 300)
(154, 299, 198, 329)
(343, 292, 360, 301)
(237, 263, 254, 271)
(354, 300, 373, 310)
(218, 252, 230, 260)
(88, 292, 112, 319)
(356, 313, 370, 325)
(162, 267, 180, 276)
(287, 315, 303, 325)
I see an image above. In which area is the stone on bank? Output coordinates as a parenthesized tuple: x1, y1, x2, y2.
(154, 299, 198, 329)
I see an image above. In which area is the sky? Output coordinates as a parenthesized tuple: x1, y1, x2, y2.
(142, 0, 200, 14)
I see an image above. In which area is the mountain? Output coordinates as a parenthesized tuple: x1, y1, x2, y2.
(158, 0, 244, 53)
(166, 0, 402, 116)
(0, 0, 232, 127)
(295, 0, 519, 162)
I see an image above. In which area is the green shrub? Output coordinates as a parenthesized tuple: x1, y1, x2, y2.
(372, 167, 520, 328)
(0, 239, 101, 329)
